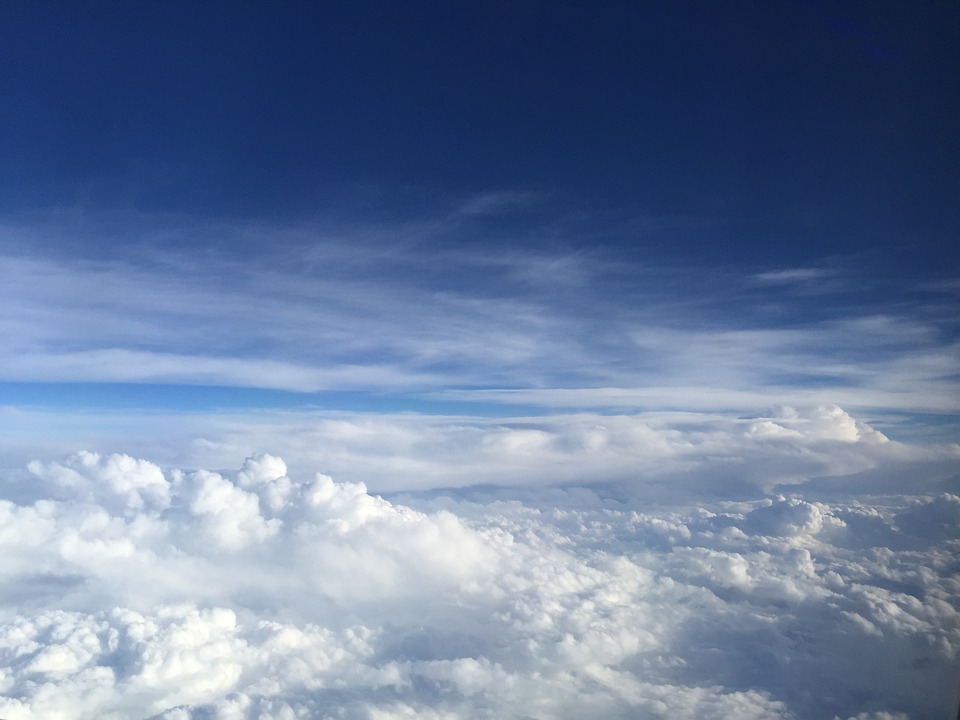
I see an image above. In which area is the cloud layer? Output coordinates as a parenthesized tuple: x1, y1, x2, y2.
(1, 409, 957, 719)
(8, 404, 956, 497)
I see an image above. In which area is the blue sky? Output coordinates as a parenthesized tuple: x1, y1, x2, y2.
(4, 2, 958, 243)
(1, 1, 958, 445)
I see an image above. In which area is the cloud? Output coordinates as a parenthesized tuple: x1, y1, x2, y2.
(754, 267, 835, 283)
(894, 493, 960, 544)
(0, 349, 449, 393)
(2, 211, 958, 717)
(27, 451, 170, 514)
(3, 405, 958, 498)
(1, 214, 957, 419)
(0, 417, 957, 718)
(456, 190, 544, 216)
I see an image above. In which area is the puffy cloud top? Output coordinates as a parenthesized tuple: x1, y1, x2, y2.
(1, 405, 959, 719)
(0, 441, 955, 719)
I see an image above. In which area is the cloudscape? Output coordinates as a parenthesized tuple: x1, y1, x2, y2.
(1, 3, 958, 719)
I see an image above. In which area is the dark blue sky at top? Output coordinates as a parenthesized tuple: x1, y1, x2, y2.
(2, 0, 959, 272)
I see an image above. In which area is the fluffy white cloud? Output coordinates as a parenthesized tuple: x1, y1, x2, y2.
(0, 419, 957, 719)
(27, 451, 170, 514)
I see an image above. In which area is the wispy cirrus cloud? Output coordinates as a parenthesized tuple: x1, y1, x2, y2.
(456, 189, 547, 216)
(1, 208, 957, 424)
(754, 267, 835, 283)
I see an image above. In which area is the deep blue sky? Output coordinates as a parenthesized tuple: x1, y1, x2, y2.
(3, 1, 958, 269)
(1, 1, 958, 435)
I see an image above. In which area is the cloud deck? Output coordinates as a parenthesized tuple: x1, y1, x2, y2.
(2, 410, 957, 719)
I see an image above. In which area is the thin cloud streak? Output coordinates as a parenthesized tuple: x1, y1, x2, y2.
(0, 350, 449, 394)
(754, 267, 835, 283)
(433, 384, 960, 414)
(1, 210, 957, 420)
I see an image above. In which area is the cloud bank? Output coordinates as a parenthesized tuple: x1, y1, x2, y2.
(1, 407, 957, 719)
(7, 404, 956, 496)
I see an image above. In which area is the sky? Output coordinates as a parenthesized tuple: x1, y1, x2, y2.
(0, 2, 959, 719)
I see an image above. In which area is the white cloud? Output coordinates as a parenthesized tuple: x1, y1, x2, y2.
(0, 417, 957, 718)
(0, 213, 957, 718)
(27, 451, 170, 514)
(4, 405, 958, 499)
(177, 468, 280, 551)
(0, 348, 446, 393)
(754, 267, 834, 283)
(456, 190, 543, 216)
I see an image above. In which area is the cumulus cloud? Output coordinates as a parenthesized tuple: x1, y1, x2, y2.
(0, 425, 957, 719)
(27, 451, 170, 514)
